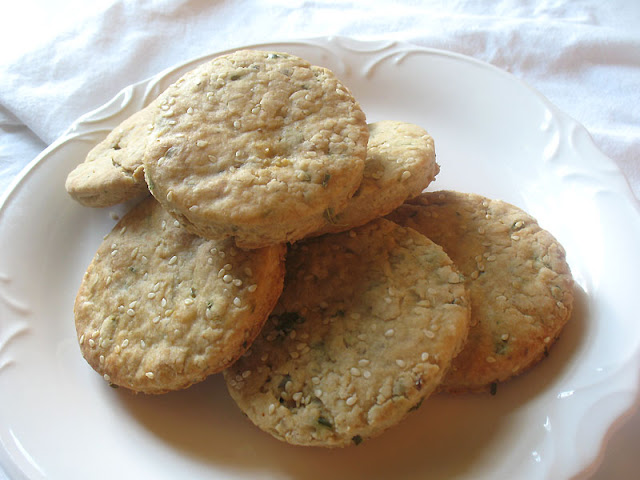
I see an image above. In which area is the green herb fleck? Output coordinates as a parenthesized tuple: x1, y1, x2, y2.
(352, 435, 363, 446)
(317, 416, 333, 429)
(277, 312, 305, 333)
(321, 173, 331, 188)
(490, 382, 498, 395)
(323, 207, 338, 225)
(409, 397, 424, 412)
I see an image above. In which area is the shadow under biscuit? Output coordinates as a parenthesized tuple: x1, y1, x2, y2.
(112, 283, 588, 480)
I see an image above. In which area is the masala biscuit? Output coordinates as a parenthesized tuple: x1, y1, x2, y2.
(309, 120, 439, 236)
(143, 49, 369, 248)
(65, 106, 155, 207)
(388, 191, 574, 393)
(74, 197, 286, 394)
(224, 218, 470, 446)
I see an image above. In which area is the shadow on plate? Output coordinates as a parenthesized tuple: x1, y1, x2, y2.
(116, 283, 589, 479)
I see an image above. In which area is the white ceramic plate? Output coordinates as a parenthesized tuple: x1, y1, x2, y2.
(1, 37, 639, 480)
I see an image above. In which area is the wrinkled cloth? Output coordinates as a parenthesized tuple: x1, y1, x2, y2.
(0, 1, 638, 479)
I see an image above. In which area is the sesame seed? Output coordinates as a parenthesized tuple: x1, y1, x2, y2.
(168, 255, 178, 265)
(290, 351, 299, 359)
(223, 274, 233, 283)
(248, 284, 257, 293)
(511, 235, 520, 241)
(311, 376, 320, 385)
(396, 359, 406, 368)
(487, 255, 497, 262)
(424, 329, 435, 339)
(544, 336, 551, 344)
(401, 170, 411, 180)
(147, 292, 156, 299)
(99, 355, 104, 364)
(268, 404, 276, 414)
(421, 352, 429, 361)
(358, 359, 370, 367)
(346, 395, 357, 406)
(88, 339, 96, 347)
(350, 367, 361, 376)
(127, 308, 135, 316)
(79, 334, 85, 345)
(384, 296, 392, 304)
(145, 372, 155, 379)
(174, 220, 180, 227)
(242, 370, 252, 378)
(184, 298, 194, 305)
(384, 329, 395, 337)
(114, 345, 121, 354)
(103, 374, 111, 382)
(233, 297, 242, 307)
(363, 370, 371, 379)
(501, 334, 510, 341)
(140, 340, 146, 348)
(486, 356, 496, 363)
(161, 298, 167, 307)
(233, 279, 243, 287)
(314, 389, 323, 397)
(122, 339, 129, 348)
(111, 250, 118, 256)
(166, 191, 174, 202)
(292, 392, 303, 402)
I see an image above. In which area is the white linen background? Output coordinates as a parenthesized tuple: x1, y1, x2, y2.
(0, 1, 638, 479)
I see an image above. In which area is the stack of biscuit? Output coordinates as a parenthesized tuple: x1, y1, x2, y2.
(67, 50, 574, 448)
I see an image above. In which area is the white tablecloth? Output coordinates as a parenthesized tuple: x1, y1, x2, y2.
(1, 1, 638, 478)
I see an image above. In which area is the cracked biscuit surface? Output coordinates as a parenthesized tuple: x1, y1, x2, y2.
(309, 120, 439, 236)
(74, 197, 286, 394)
(388, 190, 574, 393)
(224, 218, 470, 447)
(65, 106, 154, 207)
(143, 49, 368, 248)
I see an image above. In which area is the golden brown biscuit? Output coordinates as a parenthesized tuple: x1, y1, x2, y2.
(143, 50, 369, 248)
(224, 218, 470, 446)
(388, 191, 574, 393)
(74, 197, 286, 394)
(65, 106, 155, 207)
(309, 120, 439, 236)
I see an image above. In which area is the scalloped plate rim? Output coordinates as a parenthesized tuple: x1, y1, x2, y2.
(1, 36, 639, 480)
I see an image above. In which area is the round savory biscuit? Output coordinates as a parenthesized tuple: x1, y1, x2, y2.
(388, 190, 574, 393)
(65, 106, 155, 207)
(74, 197, 286, 394)
(310, 120, 439, 236)
(143, 49, 368, 248)
(224, 218, 470, 447)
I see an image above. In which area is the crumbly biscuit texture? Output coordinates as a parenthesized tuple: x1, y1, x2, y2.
(310, 120, 439, 236)
(74, 197, 286, 394)
(225, 218, 470, 446)
(388, 191, 574, 393)
(65, 106, 154, 207)
(143, 50, 368, 248)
